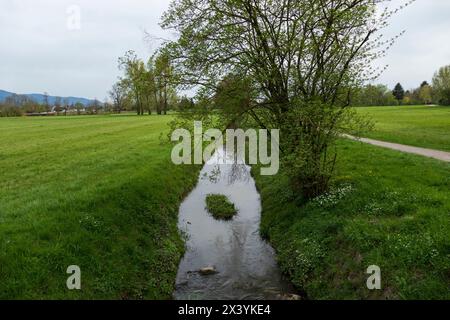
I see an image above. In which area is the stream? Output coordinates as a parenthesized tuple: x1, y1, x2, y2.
(173, 147, 295, 300)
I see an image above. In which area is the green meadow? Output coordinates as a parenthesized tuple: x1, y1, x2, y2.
(0, 115, 199, 299)
(356, 105, 450, 151)
(255, 140, 450, 299)
(0, 108, 449, 300)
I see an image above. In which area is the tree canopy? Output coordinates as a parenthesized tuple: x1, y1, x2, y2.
(432, 65, 450, 106)
(162, 0, 410, 197)
(116, 50, 178, 115)
(392, 83, 405, 103)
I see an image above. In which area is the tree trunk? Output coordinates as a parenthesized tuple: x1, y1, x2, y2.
(163, 83, 168, 115)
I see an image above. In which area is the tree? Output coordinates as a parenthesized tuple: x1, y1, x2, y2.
(420, 81, 429, 88)
(213, 73, 255, 126)
(118, 50, 179, 115)
(177, 96, 195, 111)
(43, 92, 50, 111)
(119, 51, 147, 115)
(74, 102, 84, 115)
(392, 83, 405, 104)
(86, 99, 100, 115)
(63, 98, 69, 116)
(353, 84, 397, 106)
(418, 82, 433, 105)
(93, 99, 100, 111)
(103, 99, 113, 113)
(432, 65, 450, 106)
(154, 50, 175, 115)
(109, 81, 129, 114)
(162, 0, 404, 198)
(0, 102, 23, 117)
(119, 51, 163, 115)
(3, 94, 38, 114)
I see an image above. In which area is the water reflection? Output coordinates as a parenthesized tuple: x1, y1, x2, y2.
(173, 147, 295, 300)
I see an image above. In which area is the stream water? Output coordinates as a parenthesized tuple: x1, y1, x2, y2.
(173, 147, 295, 300)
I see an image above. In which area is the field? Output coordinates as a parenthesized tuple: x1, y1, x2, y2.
(1, 108, 449, 300)
(355, 105, 450, 151)
(0, 115, 200, 299)
(255, 140, 450, 299)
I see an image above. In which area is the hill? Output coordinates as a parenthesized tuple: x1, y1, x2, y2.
(0, 89, 97, 106)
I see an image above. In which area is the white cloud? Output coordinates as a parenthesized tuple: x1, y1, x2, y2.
(0, 0, 171, 99)
(0, 0, 449, 98)
(375, 0, 450, 90)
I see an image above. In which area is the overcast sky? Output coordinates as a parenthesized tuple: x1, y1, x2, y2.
(1, 0, 449, 100)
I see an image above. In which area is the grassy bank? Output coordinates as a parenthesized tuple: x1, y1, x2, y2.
(255, 140, 450, 299)
(0, 115, 200, 299)
(356, 105, 450, 151)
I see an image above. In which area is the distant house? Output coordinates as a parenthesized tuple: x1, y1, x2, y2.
(25, 105, 87, 116)
(49, 105, 86, 115)
(67, 108, 86, 114)
(25, 111, 56, 116)
(51, 106, 64, 113)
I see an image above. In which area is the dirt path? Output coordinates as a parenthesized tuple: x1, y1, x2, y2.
(343, 135, 450, 162)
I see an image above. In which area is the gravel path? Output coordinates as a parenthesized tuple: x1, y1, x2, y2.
(343, 134, 450, 162)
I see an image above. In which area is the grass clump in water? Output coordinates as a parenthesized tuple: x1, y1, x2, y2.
(206, 194, 237, 220)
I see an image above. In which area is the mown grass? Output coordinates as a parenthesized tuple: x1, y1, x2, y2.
(205, 194, 237, 220)
(0, 115, 200, 299)
(255, 139, 450, 299)
(356, 105, 450, 151)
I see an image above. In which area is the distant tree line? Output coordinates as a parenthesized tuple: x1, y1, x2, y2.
(0, 94, 103, 117)
(353, 64, 450, 106)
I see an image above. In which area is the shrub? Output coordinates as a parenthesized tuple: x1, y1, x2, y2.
(205, 194, 237, 220)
